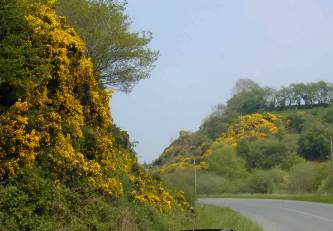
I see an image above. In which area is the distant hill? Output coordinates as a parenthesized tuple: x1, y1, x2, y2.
(152, 80, 333, 200)
(154, 79, 333, 196)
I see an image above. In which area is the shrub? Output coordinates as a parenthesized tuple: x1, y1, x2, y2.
(244, 169, 289, 193)
(161, 169, 196, 204)
(298, 123, 332, 160)
(313, 162, 331, 192)
(289, 162, 316, 193)
(206, 144, 248, 180)
(245, 170, 275, 193)
(279, 152, 305, 171)
(322, 105, 333, 123)
(239, 138, 288, 169)
(318, 176, 333, 193)
(285, 112, 308, 132)
(266, 168, 290, 193)
(196, 172, 226, 195)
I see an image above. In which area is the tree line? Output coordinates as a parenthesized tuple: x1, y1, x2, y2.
(271, 81, 333, 108)
(227, 79, 333, 115)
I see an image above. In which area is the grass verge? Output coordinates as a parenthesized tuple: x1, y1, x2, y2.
(199, 193, 333, 204)
(184, 204, 264, 231)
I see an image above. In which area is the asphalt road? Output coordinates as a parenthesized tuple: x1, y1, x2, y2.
(199, 198, 333, 231)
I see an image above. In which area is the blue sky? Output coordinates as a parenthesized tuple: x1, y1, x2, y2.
(111, 0, 333, 163)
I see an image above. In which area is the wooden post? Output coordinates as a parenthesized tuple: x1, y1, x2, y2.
(193, 159, 197, 231)
(194, 159, 197, 195)
(331, 136, 333, 194)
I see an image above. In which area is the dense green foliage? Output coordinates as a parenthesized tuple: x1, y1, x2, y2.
(0, 169, 194, 231)
(56, 0, 158, 92)
(207, 144, 247, 180)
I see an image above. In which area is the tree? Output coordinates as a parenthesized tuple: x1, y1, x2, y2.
(228, 86, 273, 114)
(298, 123, 332, 160)
(284, 111, 309, 132)
(326, 83, 333, 103)
(290, 83, 304, 106)
(315, 81, 330, 105)
(199, 104, 229, 139)
(237, 138, 288, 169)
(56, 0, 158, 92)
(231, 79, 260, 95)
(274, 86, 294, 108)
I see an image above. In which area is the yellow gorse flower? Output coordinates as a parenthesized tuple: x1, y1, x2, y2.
(215, 113, 281, 147)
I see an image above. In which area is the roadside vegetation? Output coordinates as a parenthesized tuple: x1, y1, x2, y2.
(0, 1, 190, 230)
(194, 204, 263, 231)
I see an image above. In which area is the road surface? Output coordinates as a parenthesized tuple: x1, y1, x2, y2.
(199, 198, 333, 231)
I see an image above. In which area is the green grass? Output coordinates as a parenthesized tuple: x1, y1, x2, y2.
(199, 193, 333, 204)
(182, 204, 263, 231)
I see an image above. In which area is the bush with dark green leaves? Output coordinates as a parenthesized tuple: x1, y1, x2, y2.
(237, 138, 289, 170)
(298, 123, 332, 160)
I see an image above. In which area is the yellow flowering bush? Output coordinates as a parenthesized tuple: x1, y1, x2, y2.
(9, 0, 125, 197)
(129, 166, 189, 211)
(0, 101, 39, 179)
(155, 130, 211, 175)
(215, 113, 281, 147)
(0, 0, 184, 211)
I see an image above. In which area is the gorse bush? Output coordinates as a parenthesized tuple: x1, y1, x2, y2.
(0, 0, 190, 229)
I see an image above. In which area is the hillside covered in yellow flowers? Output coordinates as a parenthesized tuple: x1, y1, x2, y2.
(155, 79, 333, 196)
(0, 1, 189, 230)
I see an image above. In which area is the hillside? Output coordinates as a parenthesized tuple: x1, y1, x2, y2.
(154, 79, 333, 196)
(0, 1, 188, 230)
